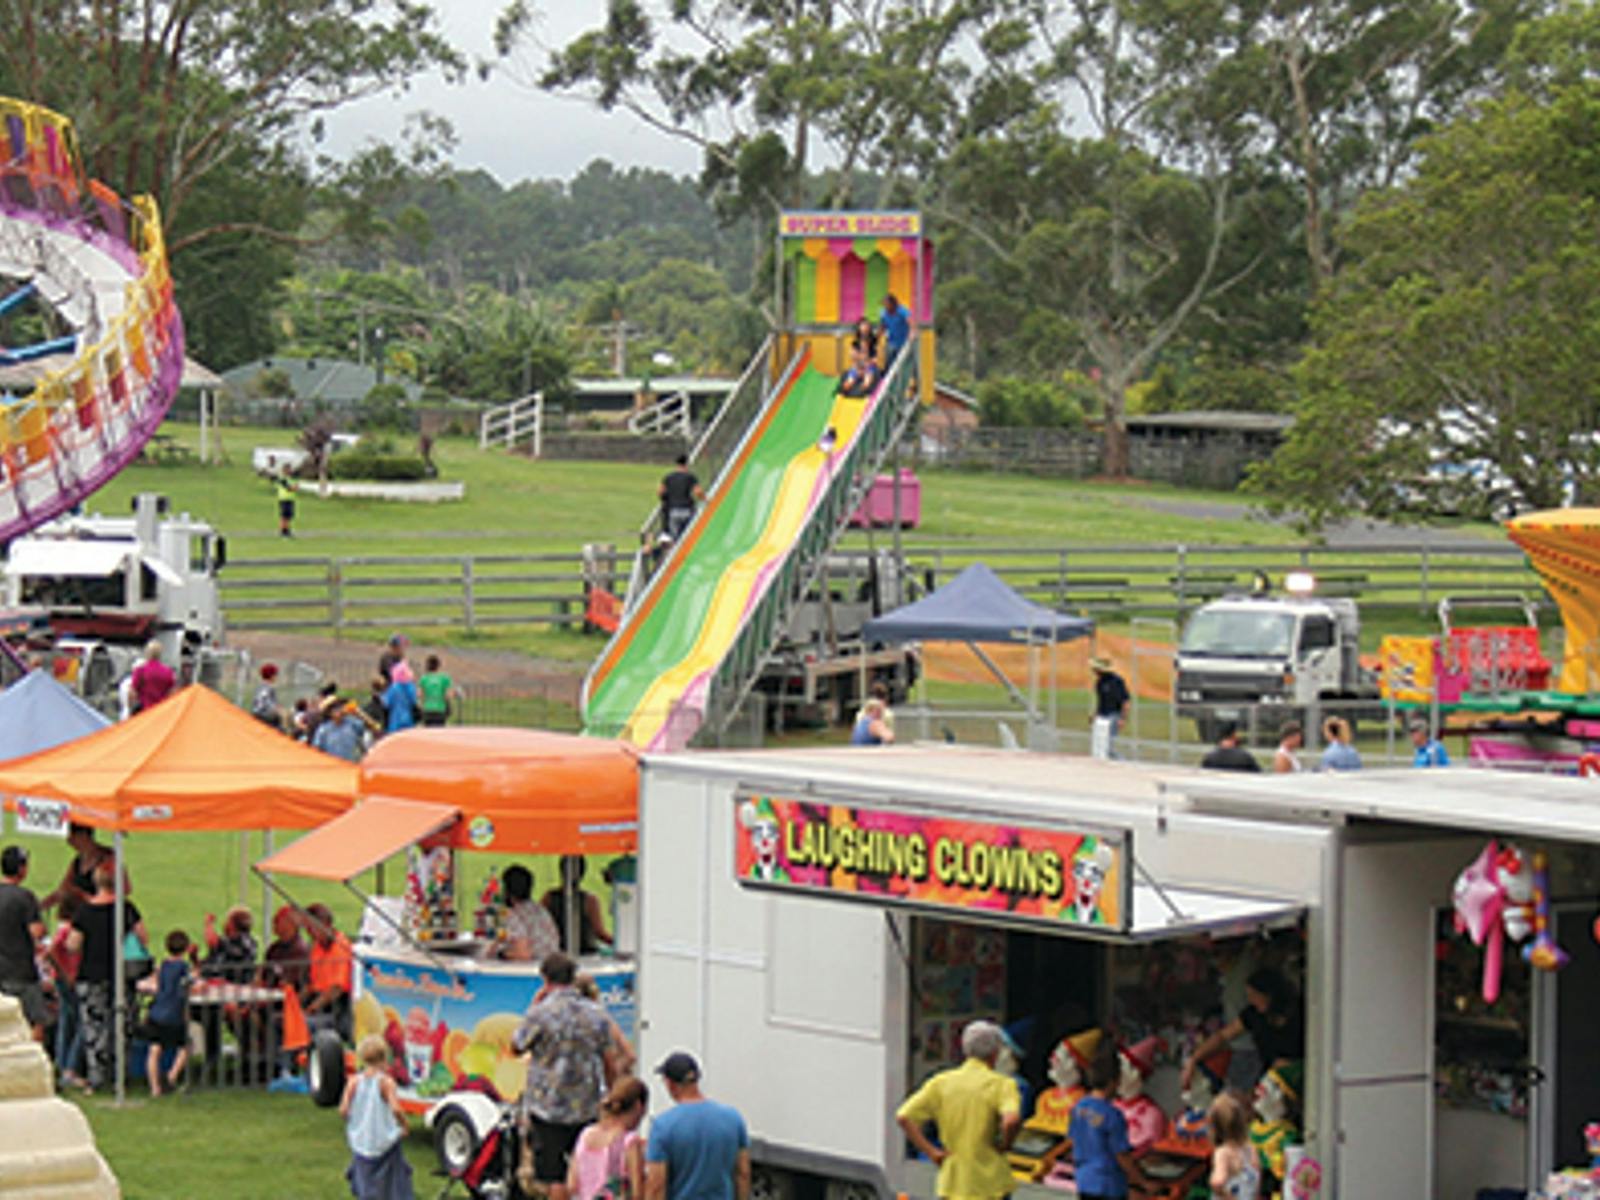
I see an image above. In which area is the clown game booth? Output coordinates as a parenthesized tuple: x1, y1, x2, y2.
(256, 728, 639, 1111)
(1180, 767, 1600, 1199)
(634, 746, 1327, 1200)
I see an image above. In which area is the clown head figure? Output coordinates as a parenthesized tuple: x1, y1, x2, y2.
(1048, 1028, 1102, 1093)
(1117, 1036, 1161, 1101)
(738, 799, 783, 881)
(1254, 1062, 1303, 1127)
(1072, 840, 1115, 924)
(1113, 1036, 1169, 1150)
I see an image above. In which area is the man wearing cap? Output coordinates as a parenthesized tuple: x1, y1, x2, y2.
(0, 846, 46, 1040)
(1090, 656, 1129, 760)
(896, 1020, 1021, 1200)
(514, 952, 617, 1200)
(1409, 717, 1450, 767)
(647, 1050, 750, 1200)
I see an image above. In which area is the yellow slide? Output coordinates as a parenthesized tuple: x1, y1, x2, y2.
(1507, 509, 1600, 692)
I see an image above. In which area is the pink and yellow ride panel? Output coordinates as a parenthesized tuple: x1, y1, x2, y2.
(0, 97, 184, 543)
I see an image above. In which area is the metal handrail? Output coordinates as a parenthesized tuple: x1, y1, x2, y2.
(619, 335, 777, 612)
(581, 337, 802, 725)
(695, 346, 923, 743)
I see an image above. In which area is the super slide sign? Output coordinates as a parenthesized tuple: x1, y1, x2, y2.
(779, 211, 921, 238)
(733, 792, 1129, 932)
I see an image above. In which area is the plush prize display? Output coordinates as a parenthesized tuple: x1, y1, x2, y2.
(1113, 1035, 1169, 1151)
(1030, 1028, 1102, 1133)
(1453, 840, 1569, 1003)
(1250, 1061, 1304, 1193)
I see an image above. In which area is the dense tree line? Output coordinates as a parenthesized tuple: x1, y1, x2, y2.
(4, 1, 1596, 521)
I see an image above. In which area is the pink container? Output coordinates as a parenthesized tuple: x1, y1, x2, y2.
(848, 469, 920, 528)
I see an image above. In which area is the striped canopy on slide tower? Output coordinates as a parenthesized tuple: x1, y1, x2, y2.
(0, 96, 184, 544)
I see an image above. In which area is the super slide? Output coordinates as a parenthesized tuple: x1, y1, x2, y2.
(582, 349, 881, 751)
(0, 97, 184, 544)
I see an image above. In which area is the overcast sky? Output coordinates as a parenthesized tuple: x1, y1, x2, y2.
(315, 1, 705, 187)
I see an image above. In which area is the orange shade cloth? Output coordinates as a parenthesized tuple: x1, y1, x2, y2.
(0, 685, 358, 831)
(256, 796, 457, 882)
(358, 728, 639, 856)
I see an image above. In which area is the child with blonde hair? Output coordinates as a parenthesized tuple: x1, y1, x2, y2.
(568, 1076, 650, 1200)
(1207, 1092, 1261, 1199)
(340, 1034, 414, 1199)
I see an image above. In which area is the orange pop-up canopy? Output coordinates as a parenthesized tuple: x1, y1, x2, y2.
(0, 685, 359, 831)
(359, 727, 640, 856)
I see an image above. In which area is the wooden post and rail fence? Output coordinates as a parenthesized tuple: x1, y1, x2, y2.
(218, 540, 1548, 637)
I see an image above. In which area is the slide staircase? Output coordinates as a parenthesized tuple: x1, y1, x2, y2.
(0, 97, 184, 544)
(582, 340, 922, 751)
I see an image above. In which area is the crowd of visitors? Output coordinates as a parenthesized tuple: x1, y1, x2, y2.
(0, 830, 357, 1100)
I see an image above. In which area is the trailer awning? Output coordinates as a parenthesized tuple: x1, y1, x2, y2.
(1128, 882, 1303, 942)
(1175, 767, 1600, 846)
(256, 796, 458, 882)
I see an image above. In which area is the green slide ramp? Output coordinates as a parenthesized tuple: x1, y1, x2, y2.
(583, 365, 838, 746)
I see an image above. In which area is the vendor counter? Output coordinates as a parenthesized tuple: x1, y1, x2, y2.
(351, 937, 636, 1107)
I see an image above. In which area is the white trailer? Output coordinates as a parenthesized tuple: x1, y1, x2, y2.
(636, 747, 1340, 1199)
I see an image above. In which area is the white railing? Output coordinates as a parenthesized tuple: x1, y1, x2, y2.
(627, 390, 692, 439)
(478, 391, 543, 454)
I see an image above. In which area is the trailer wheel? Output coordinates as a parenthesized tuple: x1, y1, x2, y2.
(309, 1029, 346, 1108)
(750, 1165, 794, 1200)
(823, 1180, 880, 1200)
(432, 1105, 480, 1177)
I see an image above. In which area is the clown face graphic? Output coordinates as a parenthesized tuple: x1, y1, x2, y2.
(1072, 842, 1114, 924)
(738, 799, 786, 882)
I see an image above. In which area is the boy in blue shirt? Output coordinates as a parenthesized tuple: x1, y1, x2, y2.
(1068, 1040, 1147, 1199)
(1409, 717, 1451, 767)
(647, 1051, 750, 1200)
(138, 929, 192, 1096)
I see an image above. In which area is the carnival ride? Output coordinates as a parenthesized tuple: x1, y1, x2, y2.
(0, 96, 184, 545)
(1376, 509, 1600, 769)
(581, 213, 934, 751)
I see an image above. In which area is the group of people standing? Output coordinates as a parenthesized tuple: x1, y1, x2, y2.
(342, 949, 750, 1200)
(1203, 712, 1452, 774)
(249, 632, 464, 763)
(899, 967, 1303, 1200)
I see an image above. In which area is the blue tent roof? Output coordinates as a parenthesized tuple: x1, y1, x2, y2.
(0, 670, 111, 761)
(861, 562, 1095, 645)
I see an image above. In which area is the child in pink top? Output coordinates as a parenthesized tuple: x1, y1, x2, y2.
(568, 1076, 649, 1200)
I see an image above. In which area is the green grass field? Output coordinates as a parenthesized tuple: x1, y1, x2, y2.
(72, 1089, 439, 1199)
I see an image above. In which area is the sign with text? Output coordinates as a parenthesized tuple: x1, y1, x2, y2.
(779, 210, 921, 238)
(13, 796, 69, 838)
(733, 793, 1129, 932)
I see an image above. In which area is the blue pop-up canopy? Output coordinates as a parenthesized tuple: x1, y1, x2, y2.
(862, 562, 1094, 645)
(0, 669, 110, 761)
(861, 563, 1095, 744)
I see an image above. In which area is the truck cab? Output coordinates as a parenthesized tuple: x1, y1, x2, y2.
(1, 493, 225, 694)
(1174, 592, 1367, 740)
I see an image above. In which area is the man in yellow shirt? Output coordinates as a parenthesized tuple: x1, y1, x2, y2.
(896, 1021, 1021, 1200)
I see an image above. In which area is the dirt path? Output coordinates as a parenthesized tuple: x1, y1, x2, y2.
(229, 631, 584, 701)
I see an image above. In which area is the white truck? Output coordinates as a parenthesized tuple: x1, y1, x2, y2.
(634, 745, 1330, 1200)
(1173, 588, 1381, 742)
(1, 492, 226, 704)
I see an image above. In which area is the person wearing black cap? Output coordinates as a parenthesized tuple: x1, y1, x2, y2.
(646, 1050, 750, 1200)
(0, 846, 46, 1040)
(1199, 723, 1261, 773)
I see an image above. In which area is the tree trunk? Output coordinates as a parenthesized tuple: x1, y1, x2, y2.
(1101, 377, 1129, 478)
